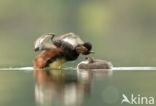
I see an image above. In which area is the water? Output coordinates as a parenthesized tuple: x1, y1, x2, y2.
(0, 67, 156, 106)
(1, 66, 156, 71)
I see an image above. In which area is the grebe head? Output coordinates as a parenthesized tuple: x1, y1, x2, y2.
(84, 57, 94, 63)
(83, 42, 93, 55)
(34, 33, 55, 52)
(76, 42, 93, 55)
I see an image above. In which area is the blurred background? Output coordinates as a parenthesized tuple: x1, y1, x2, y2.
(0, 0, 156, 67)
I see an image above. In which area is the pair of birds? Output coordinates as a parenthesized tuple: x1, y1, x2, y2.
(33, 32, 112, 70)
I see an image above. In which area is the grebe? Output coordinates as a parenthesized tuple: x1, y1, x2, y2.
(33, 33, 93, 69)
(77, 57, 113, 69)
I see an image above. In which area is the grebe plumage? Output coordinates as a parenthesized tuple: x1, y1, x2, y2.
(34, 32, 93, 54)
(33, 33, 93, 69)
(34, 33, 55, 51)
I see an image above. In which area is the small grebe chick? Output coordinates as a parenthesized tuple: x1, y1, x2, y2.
(77, 57, 113, 69)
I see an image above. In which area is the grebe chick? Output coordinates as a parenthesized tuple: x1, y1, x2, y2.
(77, 57, 113, 69)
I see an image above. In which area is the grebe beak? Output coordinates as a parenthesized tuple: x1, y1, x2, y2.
(89, 51, 95, 54)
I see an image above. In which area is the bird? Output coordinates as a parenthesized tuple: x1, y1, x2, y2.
(77, 57, 113, 69)
(33, 32, 93, 69)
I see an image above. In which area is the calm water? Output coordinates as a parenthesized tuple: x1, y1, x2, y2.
(0, 68, 156, 106)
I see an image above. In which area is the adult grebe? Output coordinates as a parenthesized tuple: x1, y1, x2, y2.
(33, 33, 93, 69)
(77, 57, 113, 69)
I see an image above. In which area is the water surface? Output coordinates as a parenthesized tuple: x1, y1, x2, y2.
(0, 67, 156, 106)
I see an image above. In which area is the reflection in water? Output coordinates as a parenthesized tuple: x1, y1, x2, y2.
(34, 68, 112, 106)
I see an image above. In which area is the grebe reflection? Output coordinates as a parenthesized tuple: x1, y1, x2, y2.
(34, 68, 91, 106)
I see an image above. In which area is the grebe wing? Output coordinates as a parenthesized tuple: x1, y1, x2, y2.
(53, 32, 84, 49)
(53, 32, 76, 40)
(34, 33, 56, 51)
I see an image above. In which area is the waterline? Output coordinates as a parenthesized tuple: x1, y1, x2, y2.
(0, 66, 156, 71)
(113, 67, 156, 71)
(0, 67, 33, 71)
